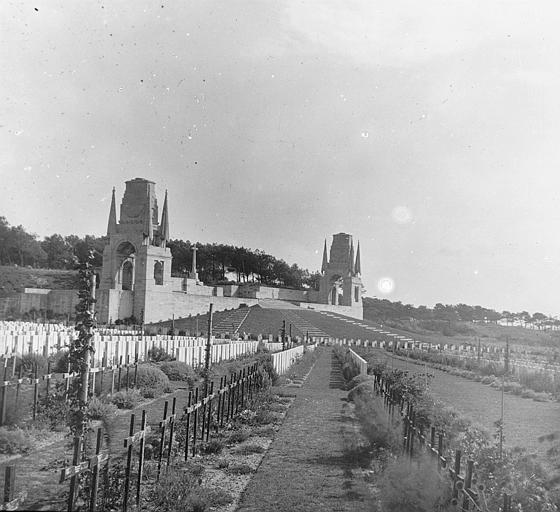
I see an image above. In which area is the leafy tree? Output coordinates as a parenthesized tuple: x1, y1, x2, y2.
(42, 234, 73, 269)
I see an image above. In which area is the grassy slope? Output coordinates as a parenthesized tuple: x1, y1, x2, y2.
(364, 313, 560, 351)
(0, 265, 79, 297)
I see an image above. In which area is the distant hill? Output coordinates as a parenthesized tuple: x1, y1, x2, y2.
(363, 296, 560, 348)
(0, 265, 79, 297)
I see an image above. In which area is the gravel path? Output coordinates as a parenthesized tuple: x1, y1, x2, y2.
(236, 347, 376, 512)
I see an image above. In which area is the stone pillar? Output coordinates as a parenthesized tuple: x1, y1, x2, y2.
(191, 246, 199, 281)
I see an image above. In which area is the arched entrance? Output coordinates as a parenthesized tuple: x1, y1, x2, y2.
(116, 241, 136, 291)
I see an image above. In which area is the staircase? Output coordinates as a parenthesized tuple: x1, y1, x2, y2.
(212, 307, 251, 335)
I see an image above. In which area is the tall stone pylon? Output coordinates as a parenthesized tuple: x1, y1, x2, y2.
(318, 233, 363, 316)
(97, 178, 173, 324)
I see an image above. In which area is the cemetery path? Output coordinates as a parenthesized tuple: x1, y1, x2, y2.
(236, 347, 376, 512)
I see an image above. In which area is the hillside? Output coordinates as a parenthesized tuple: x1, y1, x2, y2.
(0, 265, 79, 297)
(363, 297, 560, 349)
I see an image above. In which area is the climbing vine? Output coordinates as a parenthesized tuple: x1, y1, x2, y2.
(68, 249, 97, 439)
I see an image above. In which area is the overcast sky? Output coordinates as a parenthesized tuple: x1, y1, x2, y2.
(2, 1, 560, 315)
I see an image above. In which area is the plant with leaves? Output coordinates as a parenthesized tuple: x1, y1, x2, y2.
(68, 249, 97, 441)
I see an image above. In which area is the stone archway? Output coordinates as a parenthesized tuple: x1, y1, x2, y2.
(122, 261, 134, 290)
(116, 241, 136, 291)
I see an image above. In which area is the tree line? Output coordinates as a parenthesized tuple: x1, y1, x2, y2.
(0, 217, 321, 290)
(0, 216, 106, 269)
(167, 239, 321, 289)
(363, 297, 558, 328)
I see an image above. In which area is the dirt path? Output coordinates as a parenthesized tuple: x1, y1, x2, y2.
(4, 383, 193, 511)
(236, 348, 376, 512)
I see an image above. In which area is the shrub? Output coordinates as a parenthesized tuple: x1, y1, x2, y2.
(146, 464, 205, 511)
(135, 364, 170, 398)
(235, 443, 265, 455)
(228, 463, 253, 475)
(17, 353, 48, 376)
(36, 389, 69, 430)
(347, 374, 370, 391)
(201, 440, 224, 454)
(110, 389, 143, 409)
(254, 425, 276, 437)
(255, 352, 278, 385)
(216, 458, 229, 469)
(348, 381, 375, 402)
(147, 347, 174, 362)
(50, 350, 70, 373)
(354, 394, 401, 453)
(378, 455, 453, 512)
(342, 361, 360, 382)
(87, 397, 118, 420)
(0, 428, 33, 454)
(254, 410, 275, 425)
(228, 429, 250, 444)
(159, 361, 196, 385)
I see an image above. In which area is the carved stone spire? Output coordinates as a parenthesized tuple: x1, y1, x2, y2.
(349, 237, 355, 275)
(106, 187, 117, 236)
(160, 190, 169, 247)
(355, 241, 361, 276)
(321, 239, 328, 273)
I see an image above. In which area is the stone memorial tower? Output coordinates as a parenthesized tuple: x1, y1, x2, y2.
(318, 233, 363, 311)
(97, 178, 172, 324)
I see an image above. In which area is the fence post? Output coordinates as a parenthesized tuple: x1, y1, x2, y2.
(167, 397, 177, 467)
(122, 414, 135, 512)
(32, 363, 39, 421)
(67, 437, 81, 512)
(117, 356, 123, 392)
(89, 428, 102, 512)
(452, 450, 461, 501)
(192, 387, 199, 457)
(437, 433, 444, 470)
(0, 360, 8, 426)
(133, 355, 138, 388)
(157, 401, 169, 481)
(205, 382, 214, 442)
(184, 390, 192, 461)
(136, 410, 147, 507)
(461, 459, 474, 511)
(4, 465, 15, 504)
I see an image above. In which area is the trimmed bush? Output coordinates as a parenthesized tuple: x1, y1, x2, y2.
(110, 389, 143, 409)
(87, 397, 118, 420)
(135, 364, 170, 398)
(159, 361, 196, 385)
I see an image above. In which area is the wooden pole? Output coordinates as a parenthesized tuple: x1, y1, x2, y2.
(80, 274, 96, 417)
(205, 304, 213, 395)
